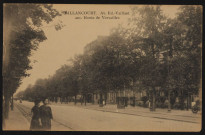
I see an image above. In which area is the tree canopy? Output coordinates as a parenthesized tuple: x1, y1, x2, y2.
(20, 5, 202, 111)
(3, 4, 62, 119)
(3, 4, 62, 98)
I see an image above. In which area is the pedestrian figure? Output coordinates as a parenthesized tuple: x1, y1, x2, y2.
(40, 99, 53, 130)
(30, 100, 41, 130)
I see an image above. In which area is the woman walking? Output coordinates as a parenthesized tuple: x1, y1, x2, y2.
(40, 99, 53, 130)
(30, 100, 41, 130)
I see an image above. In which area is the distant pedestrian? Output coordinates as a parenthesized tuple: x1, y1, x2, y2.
(30, 100, 41, 130)
(40, 99, 53, 130)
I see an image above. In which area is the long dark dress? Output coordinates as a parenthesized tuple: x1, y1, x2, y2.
(30, 106, 41, 130)
(39, 105, 53, 130)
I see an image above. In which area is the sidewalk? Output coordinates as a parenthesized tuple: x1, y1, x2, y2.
(3, 105, 30, 131)
(86, 104, 201, 117)
(51, 102, 200, 116)
(50, 102, 201, 123)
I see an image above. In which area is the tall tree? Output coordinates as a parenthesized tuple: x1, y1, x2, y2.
(128, 6, 167, 111)
(3, 4, 61, 119)
(172, 6, 202, 109)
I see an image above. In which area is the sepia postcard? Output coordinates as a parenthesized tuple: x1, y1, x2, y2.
(3, 4, 202, 132)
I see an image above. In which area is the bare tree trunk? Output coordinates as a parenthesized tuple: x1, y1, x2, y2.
(100, 93, 102, 104)
(104, 93, 107, 105)
(4, 96, 10, 119)
(11, 94, 14, 111)
(168, 39, 173, 112)
(81, 95, 83, 105)
(99, 93, 103, 106)
(65, 97, 67, 103)
(152, 88, 156, 111)
(3, 96, 6, 129)
(186, 92, 189, 111)
(84, 94, 86, 106)
(92, 93, 95, 104)
(168, 90, 171, 111)
(74, 95, 77, 105)
(55, 97, 57, 103)
(115, 91, 118, 104)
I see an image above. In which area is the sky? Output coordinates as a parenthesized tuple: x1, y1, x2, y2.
(15, 5, 180, 95)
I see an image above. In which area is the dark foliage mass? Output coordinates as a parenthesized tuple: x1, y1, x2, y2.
(3, 4, 61, 118)
(18, 6, 201, 110)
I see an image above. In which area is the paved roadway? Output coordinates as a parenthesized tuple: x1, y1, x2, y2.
(14, 100, 201, 131)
